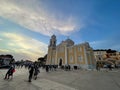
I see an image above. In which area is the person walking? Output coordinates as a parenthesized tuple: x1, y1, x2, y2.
(28, 65, 34, 82)
(46, 65, 49, 72)
(108, 64, 112, 70)
(4, 65, 15, 79)
(96, 62, 100, 71)
(34, 65, 40, 80)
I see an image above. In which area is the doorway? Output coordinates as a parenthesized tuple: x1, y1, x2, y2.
(59, 59, 62, 66)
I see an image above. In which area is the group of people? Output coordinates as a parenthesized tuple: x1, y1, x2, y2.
(45, 65, 72, 72)
(61, 65, 71, 71)
(28, 64, 40, 82)
(4, 63, 40, 82)
(4, 63, 83, 81)
(45, 65, 58, 72)
(6, 63, 116, 81)
(96, 62, 119, 71)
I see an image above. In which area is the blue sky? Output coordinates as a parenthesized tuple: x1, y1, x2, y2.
(0, 0, 120, 61)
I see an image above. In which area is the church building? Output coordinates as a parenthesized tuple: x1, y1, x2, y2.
(46, 35, 96, 69)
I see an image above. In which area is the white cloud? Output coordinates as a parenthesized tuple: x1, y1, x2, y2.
(90, 41, 104, 46)
(0, 32, 48, 61)
(0, 0, 82, 36)
(0, 38, 3, 41)
(0, 49, 9, 52)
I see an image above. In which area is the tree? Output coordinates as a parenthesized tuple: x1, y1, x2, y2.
(107, 49, 116, 53)
(38, 57, 44, 65)
(0, 54, 15, 65)
(38, 54, 47, 65)
(6, 54, 13, 59)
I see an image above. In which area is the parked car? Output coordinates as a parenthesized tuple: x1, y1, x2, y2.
(116, 64, 120, 68)
(103, 64, 114, 68)
(103, 64, 108, 68)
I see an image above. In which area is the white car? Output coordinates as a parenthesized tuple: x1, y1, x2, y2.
(103, 65, 108, 68)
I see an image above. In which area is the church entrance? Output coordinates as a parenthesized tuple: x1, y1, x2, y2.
(59, 59, 62, 66)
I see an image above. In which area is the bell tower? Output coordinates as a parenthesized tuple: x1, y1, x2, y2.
(46, 35, 57, 65)
(49, 34, 56, 48)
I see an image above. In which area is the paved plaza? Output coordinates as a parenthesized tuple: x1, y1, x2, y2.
(0, 68, 120, 90)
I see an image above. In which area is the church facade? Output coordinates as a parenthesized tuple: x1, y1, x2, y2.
(46, 35, 96, 69)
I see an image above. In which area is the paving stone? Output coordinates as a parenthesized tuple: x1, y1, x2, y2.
(0, 68, 120, 90)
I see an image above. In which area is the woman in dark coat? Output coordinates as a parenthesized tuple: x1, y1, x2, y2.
(34, 65, 40, 80)
(4, 66, 15, 79)
(46, 65, 49, 72)
(28, 65, 34, 82)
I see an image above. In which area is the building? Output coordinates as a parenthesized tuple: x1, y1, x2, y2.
(46, 35, 96, 69)
(93, 49, 120, 67)
(0, 55, 14, 66)
(94, 49, 120, 61)
(94, 50, 107, 61)
(115, 52, 120, 60)
(106, 49, 120, 60)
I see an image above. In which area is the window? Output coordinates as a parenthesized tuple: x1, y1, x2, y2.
(70, 56, 73, 63)
(78, 56, 83, 62)
(97, 52, 99, 54)
(78, 47, 81, 52)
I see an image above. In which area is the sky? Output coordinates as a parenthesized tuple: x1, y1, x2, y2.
(0, 0, 120, 61)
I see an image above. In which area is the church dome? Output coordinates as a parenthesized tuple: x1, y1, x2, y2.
(64, 38, 74, 46)
(65, 38, 74, 43)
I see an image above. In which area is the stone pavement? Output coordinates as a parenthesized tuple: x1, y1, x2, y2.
(0, 68, 76, 90)
(0, 68, 120, 90)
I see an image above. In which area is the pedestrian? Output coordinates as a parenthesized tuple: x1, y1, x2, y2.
(108, 64, 112, 70)
(34, 65, 40, 80)
(115, 63, 118, 69)
(46, 65, 49, 72)
(4, 65, 15, 80)
(68, 65, 71, 71)
(96, 62, 100, 71)
(28, 65, 34, 82)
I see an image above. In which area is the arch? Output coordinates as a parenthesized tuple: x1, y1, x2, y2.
(58, 58, 63, 66)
